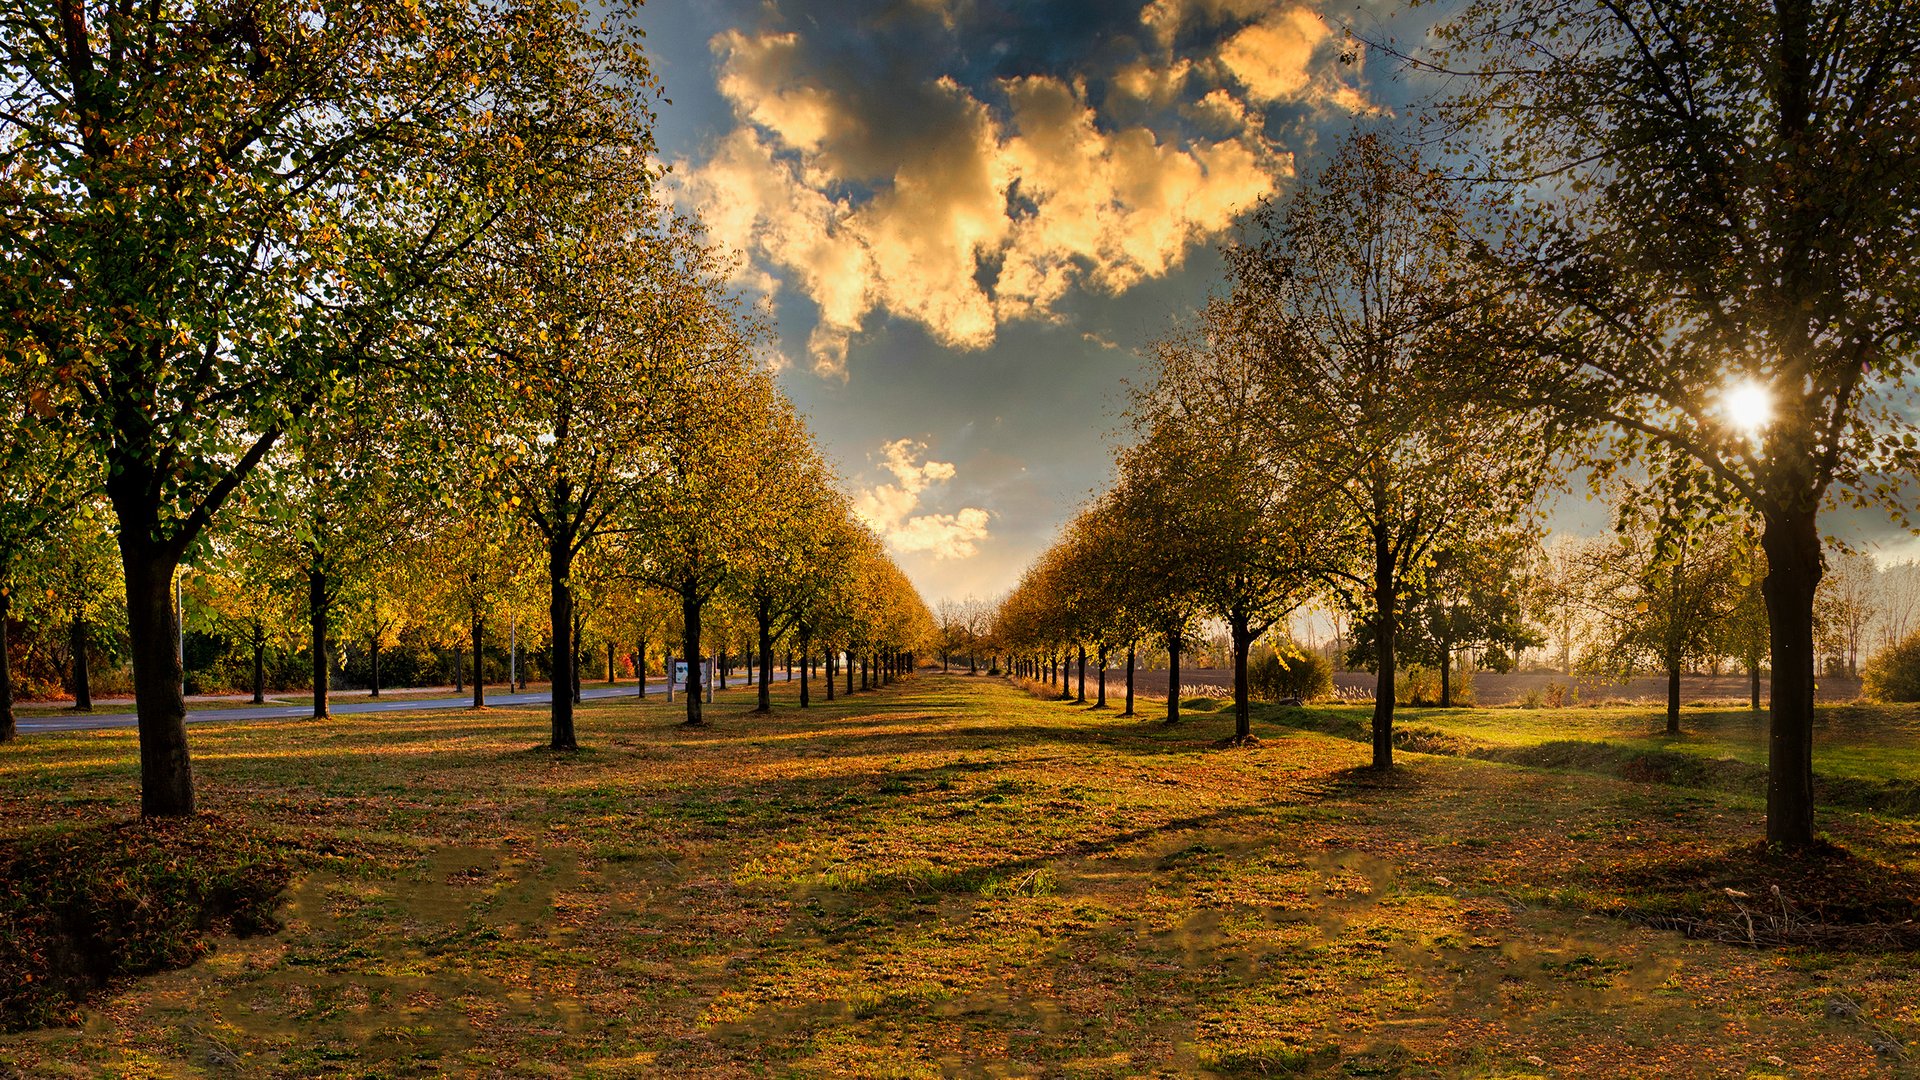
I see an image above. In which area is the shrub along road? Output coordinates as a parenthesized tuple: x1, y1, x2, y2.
(1, 675, 1915, 1075)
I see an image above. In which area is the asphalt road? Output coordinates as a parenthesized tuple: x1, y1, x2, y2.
(15, 679, 711, 734)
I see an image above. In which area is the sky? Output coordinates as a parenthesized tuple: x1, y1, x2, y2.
(636, 0, 1917, 606)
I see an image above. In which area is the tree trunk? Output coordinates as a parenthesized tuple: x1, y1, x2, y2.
(1076, 646, 1087, 704)
(472, 613, 485, 709)
(1094, 645, 1108, 708)
(681, 585, 704, 726)
(571, 613, 584, 706)
(308, 563, 329, 720)
(1166, 625, 1182, 725)
(1762, 507, 1822, 846)
(251, 622, 266, 704)
(1666, 659, 1682, 735)
(0, 589, 15, 742)
(800, 637, 811, 707)
(1232, 610, 1253, 741)
(846, 650, 854, 695)
(548, 533, 577, 750)
(1123, 644, 1136, 717)
(638, 638, 648, 698)
(755, 599, 774, 714)
(369, 632, 381, 698)
(69, 611, 92, 711)
(1371, 526, 1396, 770)
(121, 538, 194, 817)
(826, 649, 837, 701)
(1438, 636, 1452, 709)
(1750, 661, 1761, 712)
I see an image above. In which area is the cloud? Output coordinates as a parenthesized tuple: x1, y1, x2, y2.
(854, 438, 992, 560)
(1218, 7, 1333, 103)
(675, 0, 1370, 376)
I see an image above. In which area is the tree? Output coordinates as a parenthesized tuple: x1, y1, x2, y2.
(0, 392, 90, 740)
(1816, 551, 1879, 679)
(627, 356, 775, 727)
(1719, 534, 1771, 712)
(1107, 427, 1208, 724)
(31, 503, 124, 712)
(0, 0, 651, 815)
(1393, 528, 1545, 707)
(1132, 303, 1321, 742)
(465, 172, 718, 749)
(183, 532, 303, 706)
(728, 414, 839, 715)
(1574, 488, 1747, 734)
(1426, 0, 1920, 843)
(1229, 132, 1548, 766)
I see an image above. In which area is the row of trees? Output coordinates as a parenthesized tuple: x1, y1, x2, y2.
(0, 1, 932, 816)
(1000, 0, 1920, 851)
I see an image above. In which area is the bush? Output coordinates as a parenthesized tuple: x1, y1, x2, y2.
(0, 815, 291, 1032)
(1394, 664, 1440, 706)
(1864, 631, 1920, 702)
(1250, 644, 1334, 703)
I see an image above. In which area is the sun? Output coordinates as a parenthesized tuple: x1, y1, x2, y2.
(1719, 378, 1773, 438)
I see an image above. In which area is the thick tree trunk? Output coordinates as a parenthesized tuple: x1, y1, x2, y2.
(308, 564, 329, 720)
(755, 599, 774, 714)
(251, 622, 266, 704)
(638, 638, 648, 698)
(1371, 528, 1396, 770)
(1166, 626, 1182, 725)
(846, 650, 854, 695)
(681, 586, 704, 726)
(121, 539, 194, 817)
(1123, 644, 1136, 717)
(0, 590, 15, 742)
(1076, 646, 1087, 704)
(1666, 660, 1682, 735)
(1232, 610, 1253, 741)
(472, 614, 485, 709)
(1750, 662, 1761, 712)
(369, 633, 381, 698)
(548, 533, 577, 750)
(1438, 638, 1452, 709)
(826, 649, 837, 701)
(69, 612, 92, 711)
(608, 640, 615, 685)
(1762, 507, 1822, 846)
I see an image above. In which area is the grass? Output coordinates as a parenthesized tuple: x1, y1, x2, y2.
(1256, 698, 1920, 817)
(0, 675, 1916, 1076)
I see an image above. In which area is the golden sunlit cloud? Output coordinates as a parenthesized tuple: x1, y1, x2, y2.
(675, 0, 1370, 377)
(854, 439, 993, 560)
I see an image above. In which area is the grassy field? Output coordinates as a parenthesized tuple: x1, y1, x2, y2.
(1254, 697, 1920, 814)
(1, 675, 1917, 1077)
